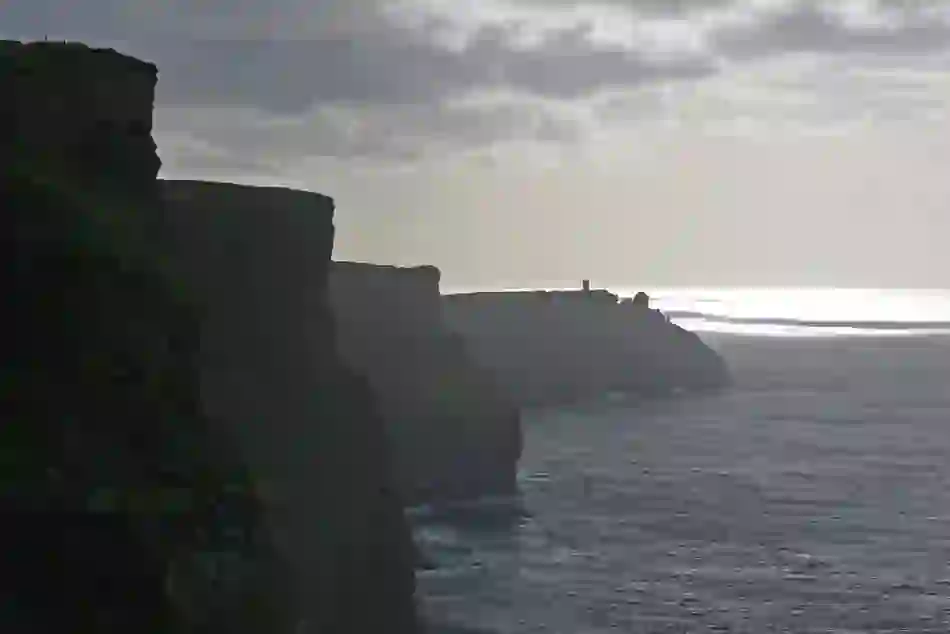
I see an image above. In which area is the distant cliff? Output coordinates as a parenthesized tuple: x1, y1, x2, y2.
(161, 180, 422, 632)
(329, 262, 522, 505)
(442, 289, 731, 407)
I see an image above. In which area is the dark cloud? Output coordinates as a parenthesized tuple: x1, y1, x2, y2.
(3, 0, 715, 114)
(480, 0, 950, 58)
(505, 0, 735, 15)
(0, 0, 714, 165)
(149, 37, 475, 112)
(0, 0, 129, 41)
(466, 25, 714, 99)
(0, 0, 392, 40)
(5, 0, 950, 167)
(146, 24, 713, 113)
(156, 97, 586, 164)
(716, 5, 950, 58)
(6, 1, 950, 112)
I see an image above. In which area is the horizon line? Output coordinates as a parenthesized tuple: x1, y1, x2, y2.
(441, 285, 950, 295)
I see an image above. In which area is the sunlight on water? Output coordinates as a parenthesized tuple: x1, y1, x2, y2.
(443, 285, 950, 337)
(669, 318, 950, 337)
(636, 288, 950, 337)
(637, 288, 950, 322)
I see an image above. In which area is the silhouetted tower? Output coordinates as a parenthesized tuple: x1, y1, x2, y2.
(582, 279, 591, 293)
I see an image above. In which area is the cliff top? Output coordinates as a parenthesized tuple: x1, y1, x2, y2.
(444, 289, 624, 304)
(332, 261, 441, 282)
(161, 179, 334, 206)
(333, 261, 438, 273)
(3, 37, 162, 192)
(0, 39, 157, 75)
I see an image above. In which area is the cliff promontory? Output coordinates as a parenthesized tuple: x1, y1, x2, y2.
(161, 180, 421, 632)
(442, 289, 730, 407)
(1, 39, 421, 633)
(329, 262, 522, 505)
(1, 40, 263, 631)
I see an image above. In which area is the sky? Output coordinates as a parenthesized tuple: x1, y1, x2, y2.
(4, 0, 950, 289)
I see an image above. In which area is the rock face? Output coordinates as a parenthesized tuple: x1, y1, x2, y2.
(161, 181, 421, 632)
(442, 289, 731, 407)
(2, 40, 421, 633)
(0, 40, 256, 632)
(329, 262, 522, 505)
(1, 40, 161, 196)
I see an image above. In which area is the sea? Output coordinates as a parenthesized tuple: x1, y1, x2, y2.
(416, 288, 950, 634)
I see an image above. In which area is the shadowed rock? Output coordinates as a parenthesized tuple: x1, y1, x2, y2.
(161, 180, 422, 633)
(442, 289, 731, 407)
(2, 39, 421, 634)
(0, 39, 255, 632)
(329, 261, 522, 505)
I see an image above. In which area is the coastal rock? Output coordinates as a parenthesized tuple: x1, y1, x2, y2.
(1, 39, 421, 633)
(1, 39, 161, 195)
(329, 261, 522, 505)
(0, 40, 255, 632)
(162, 180, 421, 632)
(442, 289, 730, 407)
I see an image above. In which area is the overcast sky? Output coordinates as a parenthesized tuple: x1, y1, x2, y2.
(5, 0, 950, 288)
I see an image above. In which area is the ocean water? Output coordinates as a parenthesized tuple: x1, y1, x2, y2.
(417, 288, 950, 633)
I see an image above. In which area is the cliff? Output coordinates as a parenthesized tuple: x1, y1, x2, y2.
(0, 40, 253, 631)
(329, 262, 522, 505)
(442, 289, 731, 407)
(1, 39, 420, 634)
(161, 181, 421, 632)
(1, 40, 161, 198)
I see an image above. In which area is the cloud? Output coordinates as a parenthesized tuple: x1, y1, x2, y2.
(5, 0, 950, 170)
(150, 37, 474, 112)
(144, 24, 713, 115)
(715, 3, 950, 58)
(1, 0, 721, 169)
(156, 131, 285, 176)
(486, 1, 950, 57)
(3, 0, 716, 110)
(513, 0, 735, 12)
(594, 50, 950, 140)
(0, 0, 398, 41)
(155, 90, 590, 168)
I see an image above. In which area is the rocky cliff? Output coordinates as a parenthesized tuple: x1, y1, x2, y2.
(161, 181, 421, 632)
(0, 40, 252, 632)
(442, 289, 731, 407)
(329, 262, 522, 505)
(1, 39, 420, 633)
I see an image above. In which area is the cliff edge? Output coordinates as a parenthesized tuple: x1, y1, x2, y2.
(0, 40, 265, 632)
(161, 180, 421, 633)
(1, 39, 420, 634)
(442, 289, 731, 407)
(329, 262, 522, 505)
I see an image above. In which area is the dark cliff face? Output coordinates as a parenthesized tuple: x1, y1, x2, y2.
(161, 180, 421, 633)
(442, 290, 731, 407)
(2, 40, 420, 634)
(1, 40, 161, 196)
(329, 262, 522, 505)
(0, 41, 247, 632)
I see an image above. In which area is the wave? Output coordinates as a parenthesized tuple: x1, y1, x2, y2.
(665, 309, 950, 331)
(407, 494, 529, 533)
